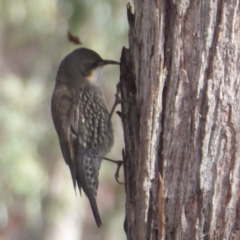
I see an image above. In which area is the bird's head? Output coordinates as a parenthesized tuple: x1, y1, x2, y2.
(58, 48, 119, 84)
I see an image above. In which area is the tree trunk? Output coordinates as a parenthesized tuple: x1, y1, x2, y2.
(120, 1, 240, 240)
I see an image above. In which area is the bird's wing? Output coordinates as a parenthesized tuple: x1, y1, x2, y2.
(51, 82, 77, 189)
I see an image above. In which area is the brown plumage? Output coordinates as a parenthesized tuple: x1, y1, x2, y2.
(51, 48, 119, 227)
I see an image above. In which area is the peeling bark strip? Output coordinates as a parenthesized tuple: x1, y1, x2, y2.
(120, 1, 164, 240)
(120, 1, 240, 240)
(157, 173, 165, 239)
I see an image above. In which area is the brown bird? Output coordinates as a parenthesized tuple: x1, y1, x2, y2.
(51, 47, 119, 227)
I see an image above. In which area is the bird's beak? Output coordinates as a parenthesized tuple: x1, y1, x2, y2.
(98, 60, 120, 67)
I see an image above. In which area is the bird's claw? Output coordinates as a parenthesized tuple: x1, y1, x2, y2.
(109, 82, 130, 120)
(103, 157, 124, 185)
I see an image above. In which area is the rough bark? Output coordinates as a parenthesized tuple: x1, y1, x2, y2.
(120, 1, 240, 240)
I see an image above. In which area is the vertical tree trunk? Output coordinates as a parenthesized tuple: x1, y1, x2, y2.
(120, 1, 240, 240)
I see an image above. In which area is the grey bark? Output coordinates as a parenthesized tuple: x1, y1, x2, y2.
(120, 1, 240, 240)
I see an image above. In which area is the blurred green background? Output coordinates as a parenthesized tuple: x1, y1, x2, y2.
(0, 0, 130, 239)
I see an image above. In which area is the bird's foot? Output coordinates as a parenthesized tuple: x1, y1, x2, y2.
(103, 157, 124, 185)
(109, 82, 129, 120)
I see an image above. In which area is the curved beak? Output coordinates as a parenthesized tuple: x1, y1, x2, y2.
(97, 60, 120, 67)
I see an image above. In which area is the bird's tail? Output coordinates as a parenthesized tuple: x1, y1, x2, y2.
(76, 149, 102, 227)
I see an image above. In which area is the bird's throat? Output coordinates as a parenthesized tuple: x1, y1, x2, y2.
(85, 67, 103, 83)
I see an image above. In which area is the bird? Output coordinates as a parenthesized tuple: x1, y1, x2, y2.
(51, 47, 119, 227)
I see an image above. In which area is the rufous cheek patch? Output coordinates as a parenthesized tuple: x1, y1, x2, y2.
(85, 71, 93, 80)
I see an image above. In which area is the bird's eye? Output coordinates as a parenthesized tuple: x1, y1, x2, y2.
(91, 62, 96, 68)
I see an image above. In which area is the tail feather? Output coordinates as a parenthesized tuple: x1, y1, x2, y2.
(88, 191, 102, 227)
(76, 149, 102, 227)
